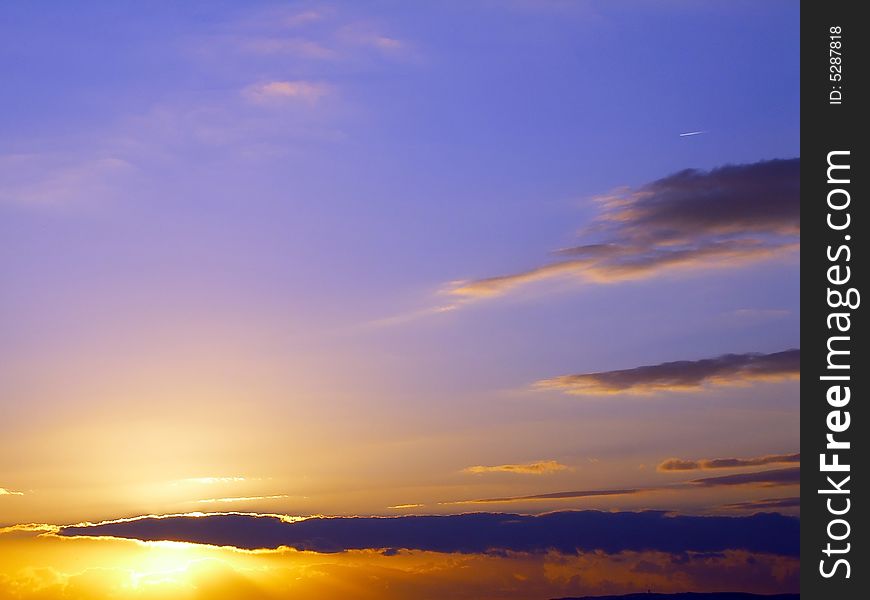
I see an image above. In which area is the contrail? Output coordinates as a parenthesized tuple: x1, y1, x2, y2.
(679, 130, 707, 137)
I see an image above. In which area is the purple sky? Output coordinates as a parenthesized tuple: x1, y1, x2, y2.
(1, 0, 798, 527)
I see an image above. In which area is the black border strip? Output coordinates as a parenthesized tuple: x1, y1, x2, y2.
(801, 1, 866, 597)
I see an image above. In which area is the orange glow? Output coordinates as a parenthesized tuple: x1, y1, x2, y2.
(0, 526, 798, 599)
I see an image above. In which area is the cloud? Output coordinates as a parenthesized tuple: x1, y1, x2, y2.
(367, 35, 403, 51)
(282, 9, 326, 28)
(463, 460, 569, 475)
(0, 487, 24, 496)
(195, 495, 291, 504)
(179, 477, 249, 485)
(535, 349, 800, 395)
(0, 155, 133, 208)
(449, 240, 795, 299)
(58, 510, 799, 557)
(0, 523, 56, 535)
(722, 497, 800, 512)
(592, 159, 799, 239)
(228, 7, 408, 64)
(447, 158, 799, 300)
(243, 81, 331, 105)
(336, 24, 405, 53)
(690, 467, 800, 488)
(658, 453, 800, 472)
(0, 527, 800, 599)
(242, 37, 340, 59)
(445, 488, 639, 504)
(388, 504, 424, 510)
(448, 468, 799, 506)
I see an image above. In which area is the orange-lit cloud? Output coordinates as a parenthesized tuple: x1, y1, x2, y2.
(0, 523, 58, 534)
(448, 239, 796, 299)
(463, 460, 569, 475)
(535, 349, 799, 395)
(659, 453, 800, 472)
(445, 159, 799, 301)
(0, 486, 24, 496)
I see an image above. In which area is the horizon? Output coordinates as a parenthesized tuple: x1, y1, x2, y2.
(0, 1, 800, 598)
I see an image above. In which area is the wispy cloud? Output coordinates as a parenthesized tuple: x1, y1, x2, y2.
(361, 303, 458, 329)
(463, 460, 569, 475)
(0, 523, 56, 534)
(446, 159, 799, 301)
(0, 155, 133, 208)
(195, 494, 291, 504)
(388, 503, 424, 510)
(243, 81, 332, 105)
(242, 37, 340, 59)
(178, 476, 249, 485)
(449, 240, 795, 299)
(336, 23, 405, 53)
(282, 9, 327, 28)
(445, 488, 638, 505)
(223, 7, 409, 63)
(0, 487, 24, 496)
(535, 349, 800, 396)
(690, 467, 800, 488)
(658, 453, 800, 472)
(722, 497, 800, 511)
(447, 467, 799, 506)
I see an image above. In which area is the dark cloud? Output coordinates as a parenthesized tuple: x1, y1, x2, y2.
(555, 593, 799, 600)
(690, 468, 800, 488)
(658, 453, 800, 472)
(448, 159, 799, 299)
(593, 158, 799, 243)
(447, 488, 640, 504)
(536, 349, 799, 395)
(58, 510, 798, 557)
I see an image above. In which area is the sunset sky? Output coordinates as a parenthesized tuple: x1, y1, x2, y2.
(1, 1, 799, 598)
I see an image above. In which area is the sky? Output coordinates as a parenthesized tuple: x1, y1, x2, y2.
(0, 1, 799, 598)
